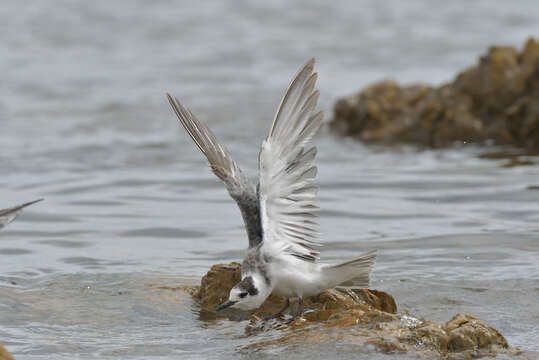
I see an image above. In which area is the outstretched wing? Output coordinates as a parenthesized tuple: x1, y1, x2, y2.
(258, 59, 324, 262)
(0, 199, 43, 230)
(166, 94, 262, 247)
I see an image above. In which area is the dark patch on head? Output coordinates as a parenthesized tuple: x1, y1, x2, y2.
(248, 286, 258, 296)
(237, 276, 259, 296)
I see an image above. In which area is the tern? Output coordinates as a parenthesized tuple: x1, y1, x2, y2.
(166, 59, 376, 319)
(0, 199, 43, 230)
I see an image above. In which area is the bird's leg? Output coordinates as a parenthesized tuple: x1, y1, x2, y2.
(296, 297, 304, 318)
(264, 298, 290, 321)
(276, 298, 291, 317)
(287, 297, 304, 323)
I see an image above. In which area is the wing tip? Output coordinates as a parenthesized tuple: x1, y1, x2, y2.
(165, 92, 175, 106)
(303, 58, 315, 76)
(297, 58, 316, 82)
(19, 198, 44, 209)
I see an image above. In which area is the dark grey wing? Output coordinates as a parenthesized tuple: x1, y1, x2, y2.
(0, 199, 43, 230)
(166, 94, 262, 247)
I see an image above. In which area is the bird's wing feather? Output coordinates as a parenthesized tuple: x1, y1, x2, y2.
(258, 59, 323, 262)
(166, 94, 262, 247)
(0, 199, 43, 230)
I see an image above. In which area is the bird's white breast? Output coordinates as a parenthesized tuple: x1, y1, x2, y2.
(268, 255, 324, 298)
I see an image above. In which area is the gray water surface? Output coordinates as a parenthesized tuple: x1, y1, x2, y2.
(1, 1, 539, 358)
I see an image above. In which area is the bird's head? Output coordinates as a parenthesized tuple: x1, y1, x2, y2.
(216, 275, 268, 311)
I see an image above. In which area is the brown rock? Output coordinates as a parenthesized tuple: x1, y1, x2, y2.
(195, 262, 242, 311)
(194, 261, 396, 317)
(346, 288, 398, 314)
(331, 37, 539, 151)
(0, 343, 14, 360)
(400, 313, 509, 357)
(444, 313, 508, 352)
(333, 81, 433, 144)
(414, 320, 450, 351)
(186, 262, 521, 357)
(522, 38, 539, 67)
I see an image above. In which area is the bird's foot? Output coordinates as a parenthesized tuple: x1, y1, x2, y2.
(263, 298, 290, 322)
(285, 297, 304, 324)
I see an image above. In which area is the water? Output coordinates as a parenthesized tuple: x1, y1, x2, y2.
(1, 1, 539, 358)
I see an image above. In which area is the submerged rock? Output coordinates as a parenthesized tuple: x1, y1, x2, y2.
(189, 262, 521, 358)
(331, 37, 539, 150)
(0, 343, 14, 360)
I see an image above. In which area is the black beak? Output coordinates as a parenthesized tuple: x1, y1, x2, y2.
(216, 300, 237, 311)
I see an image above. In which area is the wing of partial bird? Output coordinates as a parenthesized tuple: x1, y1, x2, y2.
(0, 199, 43, 230)
(258, 59, 324, 262)
(166, 94, 262, 247)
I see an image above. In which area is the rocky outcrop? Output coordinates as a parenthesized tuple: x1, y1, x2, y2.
(402, 314, 508, 354)
(187, 262, 521, 358)
(331, 38, 539, 150)
(0, 343, 14, 360)
(196, 262, 242, 311)
(194, 262, 396, 315)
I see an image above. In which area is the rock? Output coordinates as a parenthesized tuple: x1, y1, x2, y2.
(413, 320, 450, 351)
(0, 343, 14, 360)
(345, 288, 398, 314)
(194, 262, 242, 311)
(330, 37, 539, 150)
(332, 81, 433, 144)
(185, 262, 521, 358)
(445, 313, 508, 352)
(402, 314, 509, 356)
(194, 261, 396, 315)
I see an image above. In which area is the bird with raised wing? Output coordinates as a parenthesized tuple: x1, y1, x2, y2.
(0, 199, 43, 230)
(166, 59, 376, 319)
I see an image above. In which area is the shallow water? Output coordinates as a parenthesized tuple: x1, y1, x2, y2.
(1, 1, 539, 358)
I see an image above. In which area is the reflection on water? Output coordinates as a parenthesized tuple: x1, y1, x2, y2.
(1, 0, 539, 358)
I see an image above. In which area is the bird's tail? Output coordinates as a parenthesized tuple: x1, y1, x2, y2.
(321, 250, 377, 289)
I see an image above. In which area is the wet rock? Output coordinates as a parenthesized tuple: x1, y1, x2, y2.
(194, 262, 242, 311)
(445, 313, 508, 351)
(331, 37, 539, 150)
(478, 149, 537, 167)
(401, 314, 509, 356)
(0, 343, 14, 360)
(187, 262, 522, 358)
(194, 261, 395, 315)
(345, 288, 398, 314)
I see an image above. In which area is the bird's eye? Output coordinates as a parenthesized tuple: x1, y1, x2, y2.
(239, 292, 248, 298)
